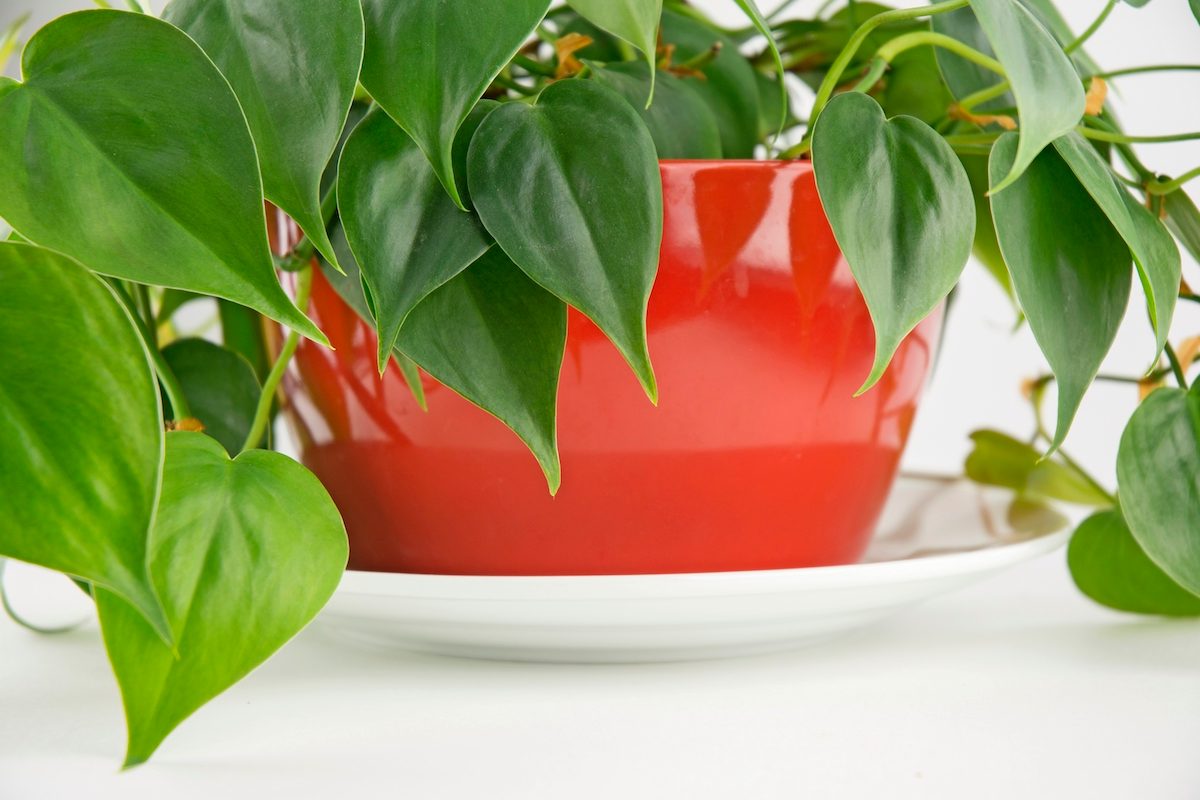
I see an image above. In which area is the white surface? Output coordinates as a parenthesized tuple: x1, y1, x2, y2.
(4, 551, 1200, 798)
(323, 478, 1070, 662)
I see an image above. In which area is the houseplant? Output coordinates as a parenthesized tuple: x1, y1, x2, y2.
(1, 0, 1198, 766)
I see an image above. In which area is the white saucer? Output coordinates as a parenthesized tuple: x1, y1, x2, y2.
(319, 476, 1074, 663)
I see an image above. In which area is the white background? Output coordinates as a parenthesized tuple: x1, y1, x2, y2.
(2, 1, 1199, 797)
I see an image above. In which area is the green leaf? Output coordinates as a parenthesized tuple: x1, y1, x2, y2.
(1007, 497, 1069, 536)
(0, 11, 323, 343)
(729, 0, 787, 139)
(967, 0, 1085, 192)
(989, 133, 1131, 449)
(959, 151, 1015, 300)
(589, 62, 722, 159)
(1052, 132, 1180, 359)
(163, 0, 363, 271)
(359, 0, 550, 209)
(1163, 188, 1200, 264)
(338, 109, 492, 374)
(96, 431, 347, 767)
(659, 9, 759, 157)
(879, 43, 957, 126)
(161, 339, 261, 455)
(811, 92, 974, 393)
(468, 79, 662, 401)
(0, 243, 169, 642)
(1068, 509, 1200, 616)
(932, 7, 1012, 110)
(1116, 384, 1200, 598)
(218, 299, 270, 380)
(965, 430, 1112, 506)
(319, 221, 428, 410)
(567, 0, 661, 105)
(1192, 0, 1200, 25)
(397, 248, 567, 493)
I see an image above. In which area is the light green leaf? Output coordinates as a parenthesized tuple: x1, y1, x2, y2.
(97, 431, 347, 767)
(964, 429, 1112, 506)
(397, 248, 567, 493)
(468, 79, 662, 401)
(0, 243, 168, 642)
(989, 133, 1131, 449)
(589, 62, 722, 159)
(163, 0, 365, 272)
(567, 0, 661, 105)
(1007, 497, 1069, 536)
(0, 11, 323, 343)
(1117, 384, 1200, 597)
(359, 0, 550, 209)
(659, 9, 759, 157)
(1069, 509, 1200, 616)
(1192, 0, 1200, 25)
(811, 92, 974, 393)
(967, 0, 1085, 193)
(1053, 132, 1180, 359)
(161, 339, 261, 455)
(338, 109, 492, 374)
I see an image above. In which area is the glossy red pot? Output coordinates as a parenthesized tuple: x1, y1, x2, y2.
(283, 160, 940, 575)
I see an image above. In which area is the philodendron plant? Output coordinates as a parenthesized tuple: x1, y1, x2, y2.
(1, 0, 1198, 765)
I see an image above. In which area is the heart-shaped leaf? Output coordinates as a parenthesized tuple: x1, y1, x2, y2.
(967, 0, 1085, 192)
(359, 0, 550, 209)
(1069, 509, 1200, 617)
(1116, 384, 1200, 598)
(161, 339, 261, 456)
(338, 109, 492, 373)
(1053, 132, 1180, 359)
(0, 243, 168, 641)
(97, 431, 347, 767)
(965, 430, 1112, 506)
(989, 133, 1132, 448)
(589, 62, 722, 159)
(659, 10, 759, 158)
(468, 78, 661, 400)
(567, 0, 662, 104)
(0, 11, 323, 343)
(397, 248, 567, 492)
(163, 0, 365, 272)
(812, 91, 974, 392)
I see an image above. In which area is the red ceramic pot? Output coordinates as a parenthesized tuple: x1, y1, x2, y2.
(283, 160, 940, 576)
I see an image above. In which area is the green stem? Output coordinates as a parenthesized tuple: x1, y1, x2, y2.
(805, 0, 968, 128)
(492, 74, 537, 97)
(1064, 0, 1116, 55)
(849, 56, 888, 93)
(1145, 166, 1200, 195)
(1164, 342, 1190, 389)
(240, 266, 314, 453)
(511, 53, 554, 77)
(110, 280, 191, 420)
(1088, 64, 1200, 80)
(277, 186, 338, 272)
(875, 31, 1006, 76)
(133, 283, 155, 346)
(958, 81, 1010, 112)
(1028, 385, 1117, 505)
(1086, 115, 1154, 180)
(1079, 127, 1200, 145)
(943, 132, 1002, 146)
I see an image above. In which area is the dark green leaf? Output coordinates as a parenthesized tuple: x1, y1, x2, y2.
(163, 0, 364, 271)
(567, 0, 661, 103)
(0, 11, 323, 343)
(397, 248, 567, 492)
(1069, 509, 1200, 616)
(965, 430, 1112, 506)
(660, 9, 759, 157)
(1053, 132, 1180, 359)
(1117, 384, 1200, 597)
(729, 0, 786, 138)
(0, 243, 168, 641)
(1192, 0, 1200, 25)
(932, 7, 1013, 110)
(218, 299, 270, 380)
(1163, 188, 1200, 264)
(959, 151, 1015, 299)
(878, 44, 957, 126)
(589, 62, 722, 159)
(161, 339, 261, 455)
(967, 0, 1085, 192)
(359, 0, 550, 208)
(468, 79, 661, 400)
(338, 109, 492, 373)
(989, 133, 1131, 448)
(812, 92, 974, 392)
(97, 431, 347, 767)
